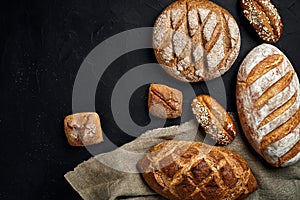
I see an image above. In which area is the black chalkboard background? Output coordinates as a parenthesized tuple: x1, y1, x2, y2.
(0, 0, 299, 199)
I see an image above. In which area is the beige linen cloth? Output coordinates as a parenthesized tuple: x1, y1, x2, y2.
(65, 115, 300, 200)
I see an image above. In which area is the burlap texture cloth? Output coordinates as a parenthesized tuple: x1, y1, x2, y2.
(65, 115, 300, 200)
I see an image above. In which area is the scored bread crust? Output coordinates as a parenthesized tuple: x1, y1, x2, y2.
(138, 140, 257, 200)
(153, 0, 241, 82)
(148, 83, 183, 119)
(236, 43, 300, 167)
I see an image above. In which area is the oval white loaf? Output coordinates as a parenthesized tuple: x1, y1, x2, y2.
(236, 43, 300, 167)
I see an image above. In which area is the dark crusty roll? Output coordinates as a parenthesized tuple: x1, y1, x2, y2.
(236, 44, 300, 167)
(138, 140, 258, 200)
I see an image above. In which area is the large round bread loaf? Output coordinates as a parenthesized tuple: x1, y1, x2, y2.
(153, 0, 240, 82)
(138, 140, 257, 200)
(236, 43, 300, 167)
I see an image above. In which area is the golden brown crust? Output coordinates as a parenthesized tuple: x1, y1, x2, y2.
(260, 107, 300, 151)
(64, 112, 103, 146)
(236, 80, 259, 148)
(241, 0, 283, 43)
(137, 140, 258, 200)
(153, 0, 240, 82)
(191, 95, 237, 145)
(257, 92, 297, 129)
(279, 141, 300, 165)
(246, 54, 284, 86)
(148, 84, 183, 119)
(253, 71, 294, 109)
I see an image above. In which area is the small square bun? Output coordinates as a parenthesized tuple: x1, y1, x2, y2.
(64, 112, 103, 146)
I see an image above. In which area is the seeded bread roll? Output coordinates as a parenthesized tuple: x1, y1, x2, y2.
(236, 44, 300, 167)
(153, 0, 240, 82)
(241, 0, 282, 43)
(191, 95, 237, 145)
(138, 140, 258, 200)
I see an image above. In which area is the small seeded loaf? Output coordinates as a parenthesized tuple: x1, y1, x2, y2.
(153, 0, 240, 82)
(236, 44, 300, 167)
(138, 140, 258, 200)
(241, 0, 282, 43)
(191, 94, 237, 145)
(64, 112, 103, 146)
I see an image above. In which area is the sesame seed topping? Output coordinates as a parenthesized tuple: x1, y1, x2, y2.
(241, 0, 282, 43)
(192, 103, 210, 128)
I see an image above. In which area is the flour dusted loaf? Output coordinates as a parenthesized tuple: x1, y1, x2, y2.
(153, 0, 240, 82)
(236, 44, 300, 167)
(138, 140, 257, 200)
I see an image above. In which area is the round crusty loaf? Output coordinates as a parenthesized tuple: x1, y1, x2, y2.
(236, 43, 300, 167)
(153, 0, 241, 82)
(138, 140, 258, 200)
